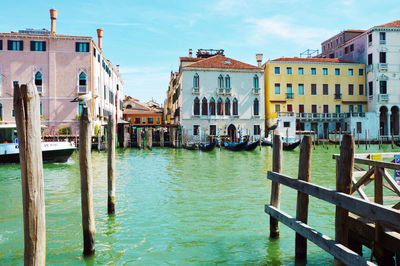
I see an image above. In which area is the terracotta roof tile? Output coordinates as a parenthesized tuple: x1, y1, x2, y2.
(0, 32, 92, 39)
(185, 55, 260, 70)
(345, 29, 366, 33)
(271, 57, 358, 64)
(179, 57, 202, 62)
(377, 20, 400, 28)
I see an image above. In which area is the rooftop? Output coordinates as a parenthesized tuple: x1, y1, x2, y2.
(185, 54, 260, 70)
(271, 57, 358, 64)
(377, 20, 400, 28)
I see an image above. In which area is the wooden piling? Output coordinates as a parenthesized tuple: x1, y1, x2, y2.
(79, 106, 95, 256)
(137, 128, 142, 149)
(146, 128, 153, 149)
(171, 128, 176, 148)
(160, 129, 164, 147)
(391, 129, 394, 149)
(14, 83, 46, 265)
(334, 134, 354, 265)
(365, 129, 367, 150)
(295, 136, 313, 260)
(107, 115, 116, 215)
(270, 134, 282, 238)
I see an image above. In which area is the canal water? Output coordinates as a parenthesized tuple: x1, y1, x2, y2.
(0, 144, 398, 265)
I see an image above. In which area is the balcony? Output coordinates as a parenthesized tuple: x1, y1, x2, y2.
(379, 94, 389, 102)
(286, 93, 294, 99)
(334, 93, 342, 100)
(78, 85, 87, 94)
(380, 40, 386, 45)
(366, 64, 373, 73)
(216, 88, 224, 95)
(192, 87, 200, 95)
(36, 85, 43, 94)
(368, 95, 373, 101)
(252, 88, 260, 95)
(278, 112, 349, 121)
(378, 63, 388, 71)
(225, 88, 232, 95)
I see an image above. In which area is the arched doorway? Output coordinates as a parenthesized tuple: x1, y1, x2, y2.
(227, 124, 236, 142)
(391, 106, 399, 135)
(379, 106, 388, 136)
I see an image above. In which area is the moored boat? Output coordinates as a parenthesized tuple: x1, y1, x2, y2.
(184, 143, 198, 150)
(244, 141, 259, 151)
(224, 141, 247, 151)
(283, 140, 301, 151)
(199, 142, 216, 152)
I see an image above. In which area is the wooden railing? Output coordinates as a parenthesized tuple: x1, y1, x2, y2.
(266, 135, 400, 265)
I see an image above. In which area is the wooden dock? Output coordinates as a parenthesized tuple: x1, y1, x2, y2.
(266, 135, 400, 265)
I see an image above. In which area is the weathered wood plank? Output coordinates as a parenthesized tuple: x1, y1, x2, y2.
(107, 115, 116, 214)
(352, 177, 369, 201)
(80, 106, 96, 256)
(265, 205, 375, 266)
(353, 158, 400, 171)
(382, 169, 400, 196)
(267, 171, 400, 229)
(334, 153, 400, 160)
(351, 167, 375, 194)
(295, 136, 312, 260)
(270, 134, 282, 238)
(14, 83, 46, 265)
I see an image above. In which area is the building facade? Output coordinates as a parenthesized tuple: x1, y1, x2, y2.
(170, 49, 265, 143)
(0, 9, 123, 136)
(319, 20, 400, 136)
(123, 96, 163, 127)
(264, 58, 372, 138)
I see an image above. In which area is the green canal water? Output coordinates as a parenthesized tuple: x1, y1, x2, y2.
(0, 144, 398, 265)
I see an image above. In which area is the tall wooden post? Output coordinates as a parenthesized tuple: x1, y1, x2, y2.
(137, 128, 142, 149)
(295, 136, 312, 260)
(334, 134, 354, 265)
(14, 83, 46, 265)
(79, 106, 95, 256)
(146, 128, 153, 149)
(270, 134, 282, 238)
(171, 128, 176, 148)
(107, 115, 116, 214)
(160, 129, 164, 147)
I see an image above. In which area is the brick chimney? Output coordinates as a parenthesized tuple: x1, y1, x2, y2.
(189, 48, 193, 58)
(256, 53, 263, 67)
(97, 29, 103, 50)
(50, 9, 58, 35)
(116, 65, 120, 72)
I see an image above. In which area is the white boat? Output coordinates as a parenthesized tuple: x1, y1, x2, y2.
(0, 124, 76, 164)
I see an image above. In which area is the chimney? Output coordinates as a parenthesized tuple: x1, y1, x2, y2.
(189, 48, 193, 58)
(97, 29, 104, 50)
(256, 53, 263, 67)
(116, 65, 120, 72)
(50, 9, 58, 35)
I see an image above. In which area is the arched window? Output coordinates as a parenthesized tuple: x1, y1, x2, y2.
(217, 97, 223, 115)
(193, 97, 200, 115)
(35, 72, 43, 93)
(218, 74, 224, 88)
(225, 98, 230, 116)
(233, 98, 238, 116)
(253, 98, 259, 116)
(193, 73, 199, 88)
(253, 74, 259, 89)
(201, 97, 208, 116)
(209, 97, 216, 115)
(79, 72, 87, 93)
(225, 75, 230, 88)
(126, 104, 132, 109)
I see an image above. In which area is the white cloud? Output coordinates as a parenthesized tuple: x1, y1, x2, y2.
(244, 15, 337, 47)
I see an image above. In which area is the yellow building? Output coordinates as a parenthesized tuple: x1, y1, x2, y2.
(264, 57, 367, 137)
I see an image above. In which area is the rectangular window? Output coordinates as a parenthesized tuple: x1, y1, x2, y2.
(286, 83, 293, 99)
(345, 46, 349, 54)
(322, 68, 328, 75)
(298, 84, 304, 95)
(12, 109, 15, 117)
(0, 40, 2, 50)
(350, 44, 354, 52)
(298, 67, 304, 75)
(287, 104, 293, 112)
(359, 84, 364, 95)
(98, 54, 100, 63)
(335, 84, 341, 99)
(311, 84, 317, 95)
(274, 83, 280, 94)
(299, 104, 304, 113)
(311, 68, 316, 75)
(348, 68, 354, 76)
(156, 117, 160, 124)
(75, 42, 90, 52)
(368, 54, 373, 65)
(349, 104, 354, 113)
(323, 104, 329, 113)
(368, 34, 372, 43)
(357, 122, 362, 133)
(380, 32, 386, 41)
(335, 68, 340, 75)
(104, 86, 107, 100)
(323, 84, 328, 95)
(380, 80, 387, 94)
(357, 104, 363, 113)
(274, 67, 280, 74)
(254, 125, 261, 135)
(7, 40, 23, 51)
(134, 117, 140, 124)
(368, 81, 373, 96)
(147, 117, 154, 124)
(358, 69, 364, 76)
(79, 102, 85, 115)
(142, 117, 146, 124)
(13, 81, 19, 87)
(348, 84, 354, 95)
(335, 104, 341, 113)
(379, 52, 386, 63)
(210, 125, 216, 135)
(311, 104, 317, 113)
(30, 41, 46, 51)
(286, 67, 292, 74)
(283, 122, 290, 128)
(93, 47, 96, 57)
(275, 104, 280, 113)
(193, 125, 199, 136)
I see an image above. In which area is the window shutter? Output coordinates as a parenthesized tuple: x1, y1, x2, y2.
(43, 41, 46, 51)
(76, 42, 79, 52)
(7, 40, 12, 50)
(30, 41, 35, 51)
(19, 40, 23, 50)
(0, 40, 2, 50)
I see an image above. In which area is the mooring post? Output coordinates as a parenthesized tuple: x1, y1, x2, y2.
(160, 129, 164, 147)
(270, 134, 282, 238)
(14, 83, 46, 265)
(146, 128, 153, 149)
(107, 115, 116, 215)
(334, 134, 354, 266)
(391, 129, 394, 149)
(295, 136, 313, 260)
(79, 106, 95, 256)
(137, 128, 142, 149)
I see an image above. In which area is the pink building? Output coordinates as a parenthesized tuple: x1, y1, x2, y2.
(0, 9, 124, 136)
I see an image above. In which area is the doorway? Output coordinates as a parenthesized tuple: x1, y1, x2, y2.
(227, 124, 237, 142)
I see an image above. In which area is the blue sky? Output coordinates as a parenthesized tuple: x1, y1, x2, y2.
(1, 0, 400, 104)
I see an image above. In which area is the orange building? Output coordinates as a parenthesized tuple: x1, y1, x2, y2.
(123, 96, 163, 127)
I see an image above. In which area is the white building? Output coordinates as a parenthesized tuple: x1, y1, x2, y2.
(320, 20, 400, 137)
(173, 49, 265, 143)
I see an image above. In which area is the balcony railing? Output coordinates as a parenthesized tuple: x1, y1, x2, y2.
(380, 40, 386, 45)
(379, 94, 389, 102)
(366, 64, 373, 73)
(225, 88, 232, 95)
(36, 85, 43, 94)
(78, 85, 87, 94)
(286, 93, 294, 99)
(252, 88, 260, 95)
(277, 112, 353, 121)
(378, 63, 388, 71)
(192, 87, 200, 95)
(216, 88, 224, 95)
(334, 93, 342, 100)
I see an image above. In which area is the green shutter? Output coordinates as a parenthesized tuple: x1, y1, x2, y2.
(19, 40, 23, 51)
